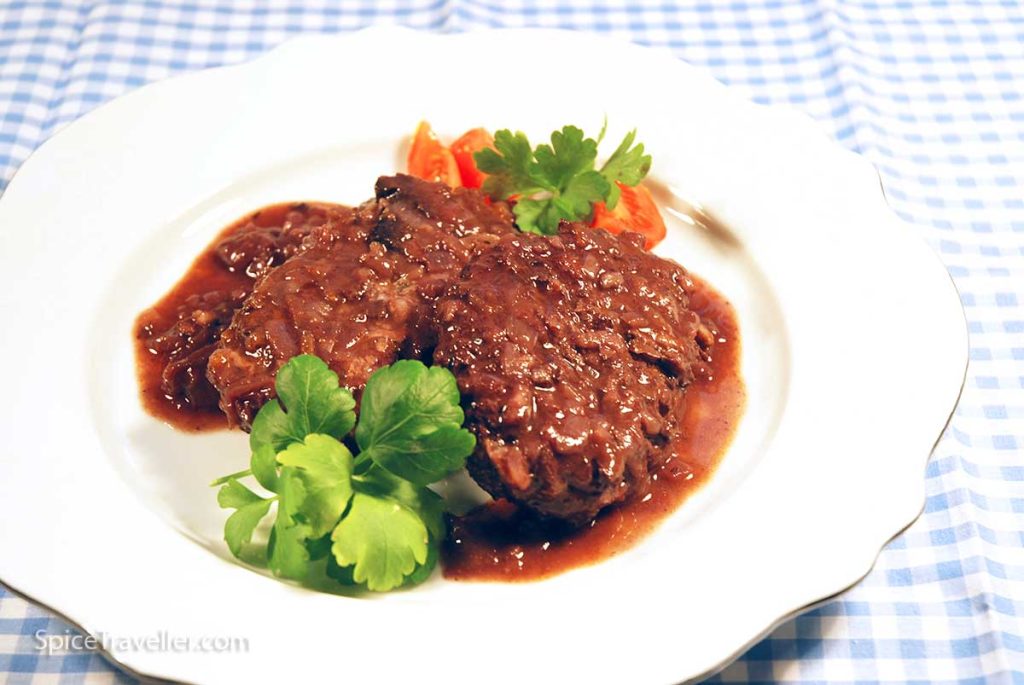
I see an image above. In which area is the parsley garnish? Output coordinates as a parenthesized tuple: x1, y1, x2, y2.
(212, 355, 474, 592)
(474, 124, 652, 235)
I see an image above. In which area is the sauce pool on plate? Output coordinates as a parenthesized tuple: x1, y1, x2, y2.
(134, 202, 346, 431)
(134, 194, 744, 583)
(442, 275, 743, 581)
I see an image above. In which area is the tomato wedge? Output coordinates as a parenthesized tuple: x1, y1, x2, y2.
(591, 182, 667, 250)
(450, 128, 494, 189)
(407, 121, 461, 187)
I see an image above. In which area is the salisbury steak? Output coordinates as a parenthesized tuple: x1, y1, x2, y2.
(206, 175, 515, 428)
(137, 202, 351, 419)
(433, 224, 711, 522)
(370, 174, 515, 353)
(214, 201, 344, 278)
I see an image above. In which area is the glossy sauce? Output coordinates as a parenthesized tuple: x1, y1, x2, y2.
(134, 203, 340, 431)
(135, 198, 744, 583)
(442, 274, 743, 581)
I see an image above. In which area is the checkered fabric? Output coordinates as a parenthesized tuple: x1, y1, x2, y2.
(1, 1, 1022, 683)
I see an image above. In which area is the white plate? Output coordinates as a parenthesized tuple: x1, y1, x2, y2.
(0, 27, 965, 685)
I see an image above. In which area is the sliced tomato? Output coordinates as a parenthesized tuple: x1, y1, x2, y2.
(591, 182, 667, 250)
(450, 128, 494, 189)
(407, 121, 461, 187)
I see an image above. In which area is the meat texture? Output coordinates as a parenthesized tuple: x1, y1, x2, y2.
(203, 176, 712, 524)
(139, 289, 248, 413)
(138, 202, 348, 415)
(432, 224, 709, 522)
(206, 174, 515, 428)
(214, 201, 344, 278)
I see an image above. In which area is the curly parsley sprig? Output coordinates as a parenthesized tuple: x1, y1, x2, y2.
(474, 124, 652, 235)
(212, 355, 474, 592)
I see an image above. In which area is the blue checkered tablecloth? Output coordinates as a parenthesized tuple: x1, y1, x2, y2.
(1, 1, 1022, 683)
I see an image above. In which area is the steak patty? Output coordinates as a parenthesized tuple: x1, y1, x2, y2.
(137, 202, 351, 417)
(206, 175, 515, 428)
(432, 224, 711, 522)
(203, 176, 713, 523)
(214, 201, 342, 278)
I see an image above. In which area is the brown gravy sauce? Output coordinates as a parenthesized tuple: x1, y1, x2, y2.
(442, 274, 744, 581)
(134, 202, 744, 582)
(134, 203, 333, 431)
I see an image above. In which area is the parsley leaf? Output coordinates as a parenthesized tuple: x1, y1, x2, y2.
(212, 355, 471, 593)
(533, 125, 598, 188)
(325, 554, 358, 586)
(561, 169, 611, 216)
(217, 477, 264, 509)
(402, 540, 439, 588)
(325, 537, 437, 589)
(598, 129, 651, 208)
(476, 124, 651, 234)
(355, 360, 475, 486)
(217, 479, 273, 558)
(331, 492, 429, 592)
(346, 465, 445, 589)
(250, 354, 356, 456)
(276, 434, 354, 538)
(250, 442, 280, 493)
(354, 465, 446, 540)
(475, 129, 547, 198)
(267, 467, 312, 580)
